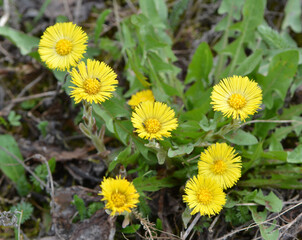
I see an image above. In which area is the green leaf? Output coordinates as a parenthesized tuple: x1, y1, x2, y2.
(185, 42, 213, 86)
(7, 111, 21, 127)
(282, 0, 302, 33)
(10, 202, 34, 224)
(254, 190, 283, 213)
(218, 0, 244, 20)
(258, 25, 296, 49)
(37, 121, 49, 138)
(0, 135, 25, 183)
(169, 0, 189, 30)
(133, 176, 176, 192)
(249, 207, 279, 240)
(235, 49, 262, 75)
(73, 195, 87, 221)
(225, 129, 258, 145)
(139, 0, 168, 24)
(87, 202, 104, 217)
(287, 145, 302, 163)
(260, 50, 299, 109)
(0, 26, 39, 55)
(109, 145, 131, 172)
(181, 206, 192, 228)
(94, 9, 112, 45)
(168, 144, 194, 158)
(121, 224, 141, 234)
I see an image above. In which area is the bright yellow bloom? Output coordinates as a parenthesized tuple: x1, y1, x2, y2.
(99, 176, 139, 216)
(69, 59, 118, 104)
(131, 101, 178, 140)
(198, 143, 242, 189)
(211, 75, 262, 121)
(38, 22, 88, 71)
(183, 175, 226, 216)
(128, 90, 155, 108)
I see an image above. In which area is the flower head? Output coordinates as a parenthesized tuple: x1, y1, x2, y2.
(198, 143, 242, 189)
(38, 22, 88, 71)
(131, 101, 178, 140)
(69, 59, 118, 104)
(128, 89, 155, 108)
(99, 176, 139, 216)
(183, 175, 226, 216)
(211, 75, 262, 121)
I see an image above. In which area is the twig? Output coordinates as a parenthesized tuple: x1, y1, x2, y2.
(181, 213, 201, 240)
(17, 73, 45, 99)
(240, 119, 302, 128)
(5, 90, 59, 104)
(214, 201, 302, 240)
(0, 0, 9, 26)
(279, 211, 302, 237)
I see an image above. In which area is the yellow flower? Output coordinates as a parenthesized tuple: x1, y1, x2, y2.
(183, 175, 226, 216)
(198, 143, 242, 189)
(38, 22, 88, 71)
(128, 89, 155, 108)
(69, 59, 118, 104)
(211, 75, 262, 121)
(131, 101, 178, 140)
(99, 176, 139, 216)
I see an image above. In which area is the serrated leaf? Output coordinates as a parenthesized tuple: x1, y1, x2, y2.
(10, 202, 34, 224)
(258, 25, 295, 49)
(185, 42, 213, 86)
(225, 129, 258, 145)
(0, 26, 39, 55)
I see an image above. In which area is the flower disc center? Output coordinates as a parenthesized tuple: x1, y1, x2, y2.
(83, 78, 101, 95)
(197, 189, 213, 205)
(212, 160, 227, 175)
(111, 192, 126, 208)
(55, 39, 72, 56)
(144, 118, 161, 134)
(228, 94, 247, 110)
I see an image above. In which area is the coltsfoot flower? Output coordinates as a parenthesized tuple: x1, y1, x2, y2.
(198, 143, 242, 189)
(183, 175, 226, 216)
(70, 59, 118, 104)
(99, 176, 139, 216)
(38, 22, 88, 71)
(131, 101, 178, 140)
(128, 89, 155, 108)
(211, 75, 262, 121)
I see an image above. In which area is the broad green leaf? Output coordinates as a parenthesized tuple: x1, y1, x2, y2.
(168, 144, 194, 158)
(0, 135, 25, 183)
(218, 0, 244, 20)
(260, 50, 299, 109)
(185, 42, 213, 86)
(240, 0, 265, 33)
(282, 0, 302, 33)
(249, 207, 279, 240)
(94, 9, 112, 45)
(225, 129, 258, 145)
(121, 224, 141, 234)
(254, 190, 283, 212)
(109, 145, 132, 171)
(133, 176, 175, 192)
(279, 104, 302, 120)
(235, 49, 262, 75)
(0, 26, 39, 55)
(287, 145, 302, 163)
(139, 0, 168, 24)
(93, 104, 114, 133)
(114, 120, 132, 145)
(199, 115, 216, 131)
